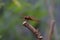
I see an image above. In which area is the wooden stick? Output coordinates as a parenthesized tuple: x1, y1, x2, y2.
(48, 20, 55, 40)
(23, 21, 43, 40)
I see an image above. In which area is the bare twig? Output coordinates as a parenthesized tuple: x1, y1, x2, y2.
(23, 20, 43, 40)
(48, 20, 55, 40)
(45, 0, 58, 40)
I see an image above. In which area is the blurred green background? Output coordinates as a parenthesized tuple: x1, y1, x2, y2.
(0, 0, 60, 40)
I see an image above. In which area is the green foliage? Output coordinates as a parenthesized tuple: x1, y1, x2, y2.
(0, 0, 48, 40)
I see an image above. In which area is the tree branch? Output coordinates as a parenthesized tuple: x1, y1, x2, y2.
(45, 0, 58, 40)
(48, 20, 55, 40)
(23, 21, 43, 40)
